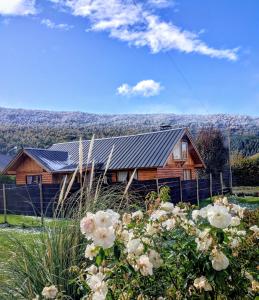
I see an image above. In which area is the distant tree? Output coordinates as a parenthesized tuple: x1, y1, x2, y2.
(196, 127, 228, 176)
(0, 175, 15, 184)
(232, 155, 259, 186)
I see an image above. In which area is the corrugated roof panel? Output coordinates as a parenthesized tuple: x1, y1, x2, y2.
(25, 148, 70, 172)
(49, 128, 186, 170)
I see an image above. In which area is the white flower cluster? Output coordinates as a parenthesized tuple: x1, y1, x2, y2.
(80, 210, 120, 250)
(41, 285, 58, 299)
(79, 197, 257, 299)
(87, 270, 108, 300)
(190, 197, 247, 271)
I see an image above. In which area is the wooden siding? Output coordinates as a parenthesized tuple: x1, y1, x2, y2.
(157, 139, 198, 180)
(111, 172, 117, 183)
(138, 169, 157, 181)
(15, 156, 54, 185)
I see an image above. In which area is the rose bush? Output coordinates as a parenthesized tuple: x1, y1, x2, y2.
(66, 196, 259, 300)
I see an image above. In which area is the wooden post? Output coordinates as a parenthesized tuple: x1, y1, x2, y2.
(179, 177, 183, 203)
(227, 127, 233, 194)
(209, 173, 213, 201)
(220, 172, 224, 196)
(3, 184, 7, 224)
(156, 178, 159, 194)
(196, 172, 200, 207)
(39, 183, 44, 226)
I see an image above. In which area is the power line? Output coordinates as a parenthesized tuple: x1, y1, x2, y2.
(128, 0, 210, 114)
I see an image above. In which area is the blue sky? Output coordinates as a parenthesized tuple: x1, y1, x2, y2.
(0, 0, 258, 116)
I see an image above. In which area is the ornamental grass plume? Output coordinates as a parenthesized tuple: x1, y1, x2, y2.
(0, 136, 141, 299)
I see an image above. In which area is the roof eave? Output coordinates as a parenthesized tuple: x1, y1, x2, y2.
(2, 149, 53, 174)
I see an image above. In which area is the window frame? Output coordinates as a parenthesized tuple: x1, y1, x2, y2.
(181, 141, 188, 160)
(116, 170, 138, 183)
(173, 141, 188, 161)
(117, 171, 128, 183)
(26, 175, 42, 185)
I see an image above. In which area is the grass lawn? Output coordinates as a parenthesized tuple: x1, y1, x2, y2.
(0, 214, 44, 227)
(236, 196, 259, 203)
(233, 186, 259, 194)
(200, 195, 259, 209)
(0, 227, 39, 287)
(0, 215, 53, 289)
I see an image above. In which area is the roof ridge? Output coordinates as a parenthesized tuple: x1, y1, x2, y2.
(50, 127, 186, 146)
(25, 147, 68, 153)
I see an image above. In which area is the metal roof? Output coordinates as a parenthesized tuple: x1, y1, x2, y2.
(23, 148, 70, 172)
(48, 128, 186, 171)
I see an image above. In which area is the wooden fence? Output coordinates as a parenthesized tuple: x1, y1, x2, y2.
(0, 175, 229, 220)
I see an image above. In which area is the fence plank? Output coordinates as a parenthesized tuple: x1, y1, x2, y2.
(3, 184, 7, 223)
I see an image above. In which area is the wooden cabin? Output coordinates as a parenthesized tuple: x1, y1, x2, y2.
(3, 128, 205, 185)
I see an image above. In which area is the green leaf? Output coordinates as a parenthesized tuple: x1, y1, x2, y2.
(114, 244, 121, 260)
(216, 230, 225, 244)
(95, 248, 105, 266)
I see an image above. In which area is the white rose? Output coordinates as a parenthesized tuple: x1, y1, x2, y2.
(195, 229, 213, 252)
(222, 197, 229, 205)
(160, 202, 174, 212)
(150, 210, 167, 221)
(146, 223, 158, 235)
(162, 218, 176, 230)
(95, 211, 114, 228)
(211, 250, 229, 271)
(126, 238, 144, 256)
(106, 209, 120, 226)
(92, 291, 107, 300)
(229, 238, 239, 249)
(42, 285, 58, 299)
(132, 210, 144, 220)
(135, 255, 153, 276)
(250, 225, 259, 234)
(194, 276, 212, 291)
(122, 213, 132, 225)
(93, 227, 115, 249)
(87, 272, 108, 297)
(80, 213, 96, 239)
(237, 230, 246, 236)
(192, 210, 200, 222)
(148, 250, 163, 268)
(86, 264, 98, 275)
(85, 243, 99, 260)
(120, 229, 130, 243)
(230, 216, 240, 227)
(207, 205, 231, 229)
(199, 205, 212, 218)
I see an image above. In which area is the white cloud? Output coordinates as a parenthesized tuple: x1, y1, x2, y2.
(148, 0, 174, 8)
(51, 0, 238, 61)
(0, 0, 36, 16)
(117, 80, 163, 97)
(41, 18, 73, 31)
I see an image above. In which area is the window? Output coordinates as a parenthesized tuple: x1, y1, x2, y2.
(130, 170, 138, 180)
(173, 141, 188, 160)
(173, 142, 181, 160)
(183, 169, 192, 181)
(181, 142, 188, 160)
(26, 175, 42, 185)
(117, 171, 128, 182)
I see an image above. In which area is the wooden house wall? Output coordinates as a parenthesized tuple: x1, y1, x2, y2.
(15, 156, 53, 185)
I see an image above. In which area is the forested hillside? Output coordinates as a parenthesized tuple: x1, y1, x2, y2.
(0, 107, 258, 156)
